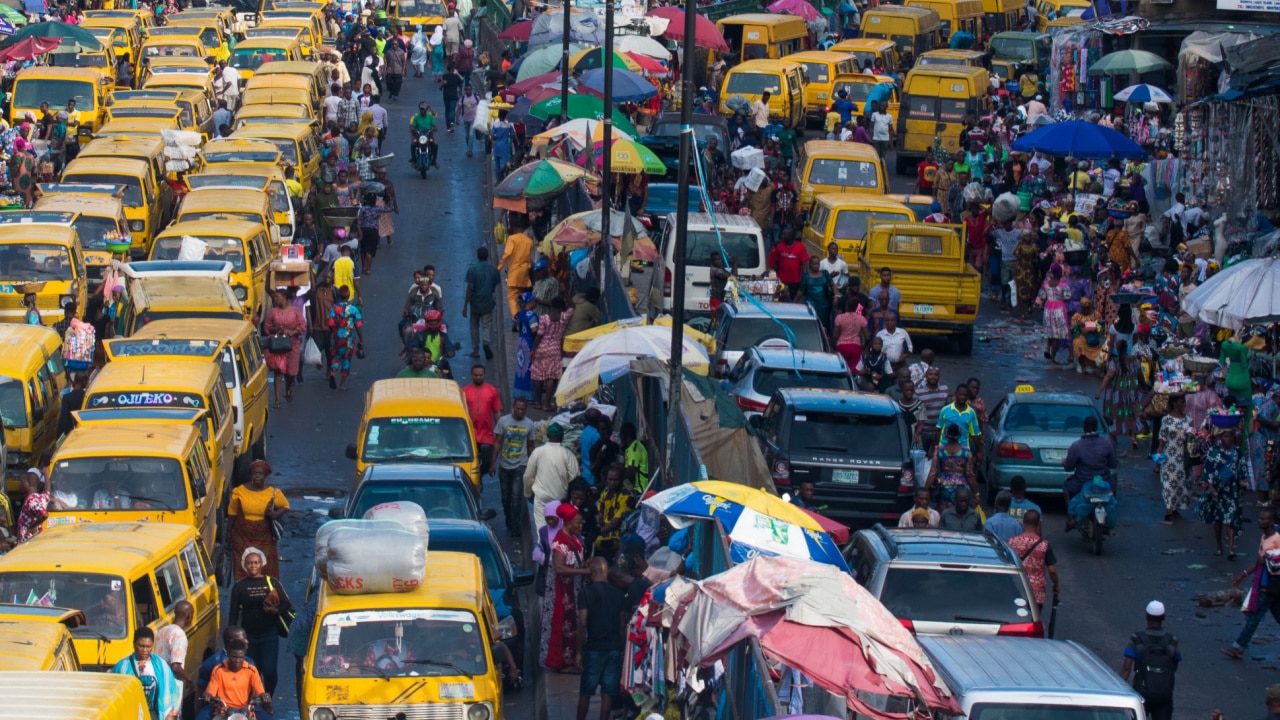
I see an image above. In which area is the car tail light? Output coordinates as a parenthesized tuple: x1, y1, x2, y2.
(771, 459, 789, 482)
(997, 621, 1044, 638)
(956, 304, 977, 316)
(898, 619, 915, 633)
(736, 395, 767, 413)
(663, 267, 672, 298)
(899, 463, 915, 493)
(997, 442, 1033, 460)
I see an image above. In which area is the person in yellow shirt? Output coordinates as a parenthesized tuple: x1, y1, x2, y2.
(331, 245, 359, 302)
(283, 165, 303, 202)
(498, 213, 535, 320)
(825, 108, 841, 139)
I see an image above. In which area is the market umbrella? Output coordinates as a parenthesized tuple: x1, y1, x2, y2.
(642, 480, 847, 569)
(531, 117, 632, 148)
(624, 51, 670, 76)
(646, 6, 730, 53)
(589, 137, 666, 175)
(556, 325, 709, 406)
(767, 0, 819, 21)
(1113, 83, 1174, 103)
(0, 35, 59, 61)
(492, 158, 586, 212)
(563, 316, 716, 354)
(505, 97, 544, 130)
(0, 5, 26, 29)
(1031, 113, 1057, 126)
(528, 94, 638, 136)
(569, 46, 641, 73)
(497, 19, 532, 42)
(1181, 256, 1280, 330)
(799, 507, 850, 545)
(542, 208, 659, 260)
(1087, 49, 1172, 76)
(506, 70, 566, 98)
(514, 42, 592, 82)
(1010, 120, 1145, 159)
(2, 20, 100, 50)
(613, 34, 670, 60)
(578, 67, 657, 102)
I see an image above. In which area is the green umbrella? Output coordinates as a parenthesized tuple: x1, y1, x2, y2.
(0, 5, 26, 27)
(514, 42, 592, 82)
(529, 94, 638, 137)
(3, 21, 102, 50)
(1087, 50, 1172, 76)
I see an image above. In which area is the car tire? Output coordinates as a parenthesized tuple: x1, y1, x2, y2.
(957, 329, 975, 355)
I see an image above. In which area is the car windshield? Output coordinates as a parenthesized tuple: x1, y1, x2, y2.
(724, 72, 781, 95)
(796, 61, 830, 83)
(313, 609, 488, 678)
(13, 79, 95, 110)
(726, 317, 823, 352)
(0, 571, 129, 639)
(396, 0, 446, 15)
(62, 173, 142, 207)
(878, 568, 1029, 624)
(650, 122, 725, 146)
(58, 53, 109, 68)
(362, 417, 474, 463)
(832, 210, 912, 242)
(0, 376, 28, 429)
(249, 137, 298, 164)
(918, 56, 966, 66)
(71, 216, 121, 251)
(789, 411, 900, 454)
(231, 47, 288, 70)
(429, 536, 504, 589)
(1001, 402, 1096, 434)
(143, 44, 201, 57)
(753, 368, 851, 397)
(833, 80, 878, 103)
(848, 50, 878, 68)
(151, 235, 248, 271)
(351, 481, 473, 520)
(806, 159, 880, 188)
(0, 243, 74, 281)
(685, 231, 759, 268)
(972, 707, 1136, 720)
(990, 36, 1034, 61)
(203, 151, 279, 164)
(49, 455, 190, 512)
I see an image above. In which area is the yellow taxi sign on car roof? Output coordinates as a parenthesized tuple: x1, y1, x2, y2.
(1015, 384, 1035, 393)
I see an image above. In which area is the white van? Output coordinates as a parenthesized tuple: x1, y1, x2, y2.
(919, 636, 1147, 719)
(653, 213, 767, 316)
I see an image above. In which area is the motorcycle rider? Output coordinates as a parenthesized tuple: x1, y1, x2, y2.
(199, 642, 272, 720)
(410, 310, 455, 377)
(409, 102, 437, 163)
(1062, 415, 1118, 530)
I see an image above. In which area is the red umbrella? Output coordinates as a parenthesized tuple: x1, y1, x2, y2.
(0, 35, 61, 62)
(767, 0, 820, 21)
(498, 19, 532, 42)
(625, 51, 669, 75)
(646, 6, 730, 53)
(799, 507, 850, 545)
(507, 70, 566, 98)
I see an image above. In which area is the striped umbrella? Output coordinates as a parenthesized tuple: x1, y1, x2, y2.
(1113, 84, 1174, 104)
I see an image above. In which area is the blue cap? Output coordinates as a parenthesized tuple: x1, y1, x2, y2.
(519, 291, 535, 304)
(931, 200, 942, 213)
(533, 258, 550, 271)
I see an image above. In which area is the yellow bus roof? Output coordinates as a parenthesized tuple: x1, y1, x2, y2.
(903, 64, 991, 83)
(97, 118, 181, 135)
(232, 122, 312, 141)
(365, 378, 468, 415)
(0, 325, 61, 376)
(179, 187, 272, 213)
(717, 13, 808, 26)
(0, 223, 78, 245)
(80, 135, 166, 157)
(56, 421, 198, 458)
(0, 670, 149, 717)
(127, 317, 258, 344)
(801, 139, 883, 161)
(919, 49, 986, 60)
(63, 156, 150, 179)
(725, 58, 806, 73)
(253, 60, 323, 76)
(232, 36, 302, 50)
(155, 219, 265, 241)
(0, 522, 198, 574)
(85, 360, 221, 395)
(832, 38, 898, 51)
(317, 551, 486, 614)
(12, 66, 105, 83)
(864, 4, 942, 19)
(0, 621, 72, 670)
(33, 194, 124, 218)
(814, 193, 915, 212)
(245, 74, 312, 91)
(129, 275, 242, 311)
(786, 50, 858, 63)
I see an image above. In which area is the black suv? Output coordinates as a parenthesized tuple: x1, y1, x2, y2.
(752, 389, 914, 528)
(640, 112, 730, 179)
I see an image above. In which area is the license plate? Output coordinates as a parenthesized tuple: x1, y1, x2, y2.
(832, 469, 860, 484)
(1041, 448, 1066, 462)
(439, 682, 475, 699)
(914, 303, 934, 315)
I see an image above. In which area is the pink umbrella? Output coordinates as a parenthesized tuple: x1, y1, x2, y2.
(0, 35, 61, 62)
(625, 51, 669, 76)
(507, 70, 566, 98)
(646, 6, 730, 53)
(498, 19, 532, 42)
(767, 0, 820, 21)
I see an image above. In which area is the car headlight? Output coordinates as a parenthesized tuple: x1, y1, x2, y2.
(467, 704, 491, 720)
(232, 285, 248, 301)
(279, 225, 293, 237)
(311, 709, 336, 720)
(78, 126, 92, 136)
(497, 614, 517, 640)
(129, 220, 144, 232)
(59, 295, 75, 309)
(7, 452, 30, 468)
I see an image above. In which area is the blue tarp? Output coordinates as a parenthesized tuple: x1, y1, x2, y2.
(22, 0, 46, 15)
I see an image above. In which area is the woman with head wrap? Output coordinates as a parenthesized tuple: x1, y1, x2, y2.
(227, 460, 290, 582)
(513, 291, 538, 401)
(429, 25, 445, 81)
(410, 25, 428, 77)
(229, 545, 292, 696)
(541, 502, 588, 670)
(1037, 263, 1072, 365)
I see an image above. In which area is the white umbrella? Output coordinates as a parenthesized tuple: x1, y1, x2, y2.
(613, 34, 671, 60)
(1113, 83, 1175, 104)
(555, 326, 710, 406)
(1182, 256, 1280, 329)
(530, 118, 632, 148)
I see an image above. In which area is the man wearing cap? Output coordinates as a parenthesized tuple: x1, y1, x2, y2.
(831, 89, 855, 126)
(524, 423, 579, 531)
(1121, 600, 1180, 720)
(1256, 685, 1280, 720)
(1025, 94, 1047, 122)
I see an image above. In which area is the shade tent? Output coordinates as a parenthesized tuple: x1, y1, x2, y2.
(527, 7, 606, 47)
(1010, 120, 1146, 159)
(645, 6, 730, 52)
(1087, 49, 1172, 76)
(1181, 256, 1280, 329)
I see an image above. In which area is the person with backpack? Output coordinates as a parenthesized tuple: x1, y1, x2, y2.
(1120, 600, 1180, 720)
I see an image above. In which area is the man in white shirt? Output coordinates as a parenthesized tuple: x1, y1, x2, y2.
(1102, 159, 1122, 198)
(523, 423, 579, 531)
(323, 84, 343, 125)
(217, 60, 241, 110)
(869, 100, 894, 158)
(876, 311, 913, 366)
(1163, 191, 1187, 239)
(752, 91, 771, 131)
(818, 241, 849, 290)
(368, 95, 389, 140)
(1025, 94, 1047, 122)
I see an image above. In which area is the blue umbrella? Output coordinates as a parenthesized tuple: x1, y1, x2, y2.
(1011, 120, 1146, 160)
(1113, 83, 1174, 104)
(578, 67, 657, 103)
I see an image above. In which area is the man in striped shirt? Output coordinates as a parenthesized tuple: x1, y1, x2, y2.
(915, 366, 949, 452)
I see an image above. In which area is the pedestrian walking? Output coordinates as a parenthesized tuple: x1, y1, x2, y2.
(1096, 340, 1144, 450)
(463, 246, 500, 359)
(532, 297, 572, 412)
(1195, 428, 1246, 559)
(154, 599, 192, 705)
(491, 108, 515, 178)
(442, 7, 462, 60)
(1224, 508, 1280, 661)
(463, 364, 502, 482)
(524, 423, 579, 531)
(228, 548, 291, 697)
(595, 464, 636, 560)
(1155, 394, 1192, 521)
(1120, 600, 1180, 720)
(514, 292, 538, 401)
(984, 491, 1022, 541)
(928, 424, 977, 508)
(227, 460, 290, 582)
(544, 503, 589, 672)
(1037, 264, 1071, 364)
(576, 556, 626, 720)
(1007, 510, 1059, 618)
(499, 214, 535, 320)
(326, 286, 364, 391)
(410, 25, 428, 77)
(383, 41, 406, 100)
(264, 291, 306, 408)
(459, 84, 480, 156)
(441, 63, 463, 130)
(493, 399, 535, 536)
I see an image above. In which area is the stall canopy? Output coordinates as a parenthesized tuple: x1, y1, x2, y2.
(1181, 256, 1280, 329)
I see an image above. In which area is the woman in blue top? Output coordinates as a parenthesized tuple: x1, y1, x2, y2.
(111, 626, 181, 720)
(490, 108, 515, 179)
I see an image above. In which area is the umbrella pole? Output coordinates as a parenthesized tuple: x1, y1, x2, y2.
(599, 0, 613, 286)
(665, 3, 698, 489)
(560, 0, 571, 124)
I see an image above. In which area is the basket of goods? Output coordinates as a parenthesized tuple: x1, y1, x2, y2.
(1207, 407, 1243, 428)
(14, 281, 45, 294)
(1181, 355, 1219, 375)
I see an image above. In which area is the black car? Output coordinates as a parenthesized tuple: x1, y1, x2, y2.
(751, 389, 915, 528)
(426, 519, 535, 670)
(329, 463, 496, 521)
(640, 112, 730, 179)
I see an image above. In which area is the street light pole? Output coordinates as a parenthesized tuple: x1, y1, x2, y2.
(600, 0, 613, 290)
(664, 0, 698, 487)
(559, 0, 571, 124)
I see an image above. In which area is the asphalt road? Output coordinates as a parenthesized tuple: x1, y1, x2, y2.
(250, 103, 1272, 720)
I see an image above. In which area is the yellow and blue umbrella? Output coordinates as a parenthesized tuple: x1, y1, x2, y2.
(643, 480, 849, 571)
(555, 325, 709, 406)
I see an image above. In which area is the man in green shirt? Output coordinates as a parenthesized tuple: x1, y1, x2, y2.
(621, 422, 649, 494)
(397, 348, 438, 379)
(409, 103, 437, 162)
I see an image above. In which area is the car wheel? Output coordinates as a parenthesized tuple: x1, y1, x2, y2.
(957, 329, 975, 355)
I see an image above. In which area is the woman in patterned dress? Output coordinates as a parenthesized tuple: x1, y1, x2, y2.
(1096, 339, 1143, 449)
(1250, 384, 1280, 507)
(1195, 428, 1246, 559)
(326, 286, 364, 390)
(1013, 231, 1040, 320)
(542, 503, 588, 671)
(1156, 394, 1192, 522)
(1037, 264, 1072, 364)
(531, 296, 573, 412)
(513, 292, 538, 402)
(926, 423, 976, 508)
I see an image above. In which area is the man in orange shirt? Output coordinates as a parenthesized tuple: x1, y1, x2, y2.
(199, 643, 272, 720)
(498, 213, 535, 322)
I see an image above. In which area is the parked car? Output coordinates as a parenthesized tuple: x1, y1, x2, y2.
(726, 346, 853, 416)
(751, 389, 912, 526)
(710, 300, 830, 378)
(328, 463, 496, 521)
(426, 519, 535, 669)
(981, 389, 1105, 505)
(848, 525, 1043, 637)
(644, 183, 708, 237)
(640, 112, 729, 179)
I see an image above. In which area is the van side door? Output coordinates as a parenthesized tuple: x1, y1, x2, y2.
(178, 539, 219, 667)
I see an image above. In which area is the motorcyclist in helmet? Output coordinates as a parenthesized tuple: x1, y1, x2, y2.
(1062, 415, 1118, 529)
(409, 102, 437, 162)
(410, 310, 455, 377)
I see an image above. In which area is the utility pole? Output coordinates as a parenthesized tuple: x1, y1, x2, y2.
(600, 0, 613, 293)
(559, 0, 571, 123)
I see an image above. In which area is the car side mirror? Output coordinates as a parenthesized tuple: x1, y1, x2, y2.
(480, 508, 497, 521)
(513, 570, 535, 587)
(327, 506, 344, 520)
(345, 444, 357, 460)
